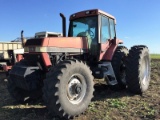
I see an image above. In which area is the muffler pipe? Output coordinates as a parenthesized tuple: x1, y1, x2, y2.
(21, 30, 26, 48)
(60, 13, 66, 37)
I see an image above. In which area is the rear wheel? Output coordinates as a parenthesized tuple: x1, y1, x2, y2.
(126, 45, 150, 94)
(43, 60, 94, 119)
(111, 46, 128, 89)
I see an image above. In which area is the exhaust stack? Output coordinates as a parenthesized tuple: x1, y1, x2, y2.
(60, 13, 66, 37)
(21, 30, 26, 48)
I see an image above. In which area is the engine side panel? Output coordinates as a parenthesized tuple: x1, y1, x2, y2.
(47, 37, 89, 49)
(26, 37, 89, 49)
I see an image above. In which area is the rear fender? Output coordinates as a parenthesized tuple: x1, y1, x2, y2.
(99, 39, 123, 61)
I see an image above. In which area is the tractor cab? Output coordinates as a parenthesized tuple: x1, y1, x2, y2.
(68, 9, 118, 60)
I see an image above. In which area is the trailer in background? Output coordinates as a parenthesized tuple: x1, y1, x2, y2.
(0, 42, 23, 71)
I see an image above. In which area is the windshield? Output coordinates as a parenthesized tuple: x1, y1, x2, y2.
(69, 16, 98, 42)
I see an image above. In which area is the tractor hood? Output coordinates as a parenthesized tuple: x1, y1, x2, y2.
(24, 37, 89, 53)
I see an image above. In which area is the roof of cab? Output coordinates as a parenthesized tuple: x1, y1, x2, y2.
(70, 9, 116, 21)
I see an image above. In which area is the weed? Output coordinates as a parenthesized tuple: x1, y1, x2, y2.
(108, 99, 126, 109)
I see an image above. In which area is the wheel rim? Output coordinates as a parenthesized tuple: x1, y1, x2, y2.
(141, 56, 149, 85)
(67, 74, 86, 104)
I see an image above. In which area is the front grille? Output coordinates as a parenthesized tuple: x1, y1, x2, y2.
(24, 53, 46, 70)
(25, 38, 44, 46)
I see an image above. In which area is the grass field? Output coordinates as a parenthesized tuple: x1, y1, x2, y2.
(150, 54, 160, 59)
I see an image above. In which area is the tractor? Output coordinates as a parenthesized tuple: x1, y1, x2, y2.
(8, 9, 150, 119)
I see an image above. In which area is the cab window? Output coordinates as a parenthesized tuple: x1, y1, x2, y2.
(69, 16, 98, 42)
(109, 18, 116, 39)
(101, 16, 110, 43)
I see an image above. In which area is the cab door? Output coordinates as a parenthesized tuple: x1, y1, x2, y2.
(99, 15, 116, 61)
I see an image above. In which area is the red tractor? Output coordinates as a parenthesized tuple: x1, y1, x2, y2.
(8, 9, 150, 119)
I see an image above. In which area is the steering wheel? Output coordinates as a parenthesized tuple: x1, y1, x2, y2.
(85, 30, 94, 39)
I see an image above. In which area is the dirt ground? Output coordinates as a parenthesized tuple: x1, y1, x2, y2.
(0, 59, 159, 120)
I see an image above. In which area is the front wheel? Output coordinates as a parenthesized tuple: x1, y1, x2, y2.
(126, 45, 151, 94)
(7, 60, 43, 103)
(43, 60, 94, 119)
(8, 77, 28, 102)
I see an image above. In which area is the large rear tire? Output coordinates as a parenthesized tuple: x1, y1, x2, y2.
(126, 45, 151, 94)
(111, 46, 128, 89)
(43, 60, 94, 119)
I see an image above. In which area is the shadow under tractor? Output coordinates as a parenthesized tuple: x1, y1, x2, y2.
(8, 9, 151, 119)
